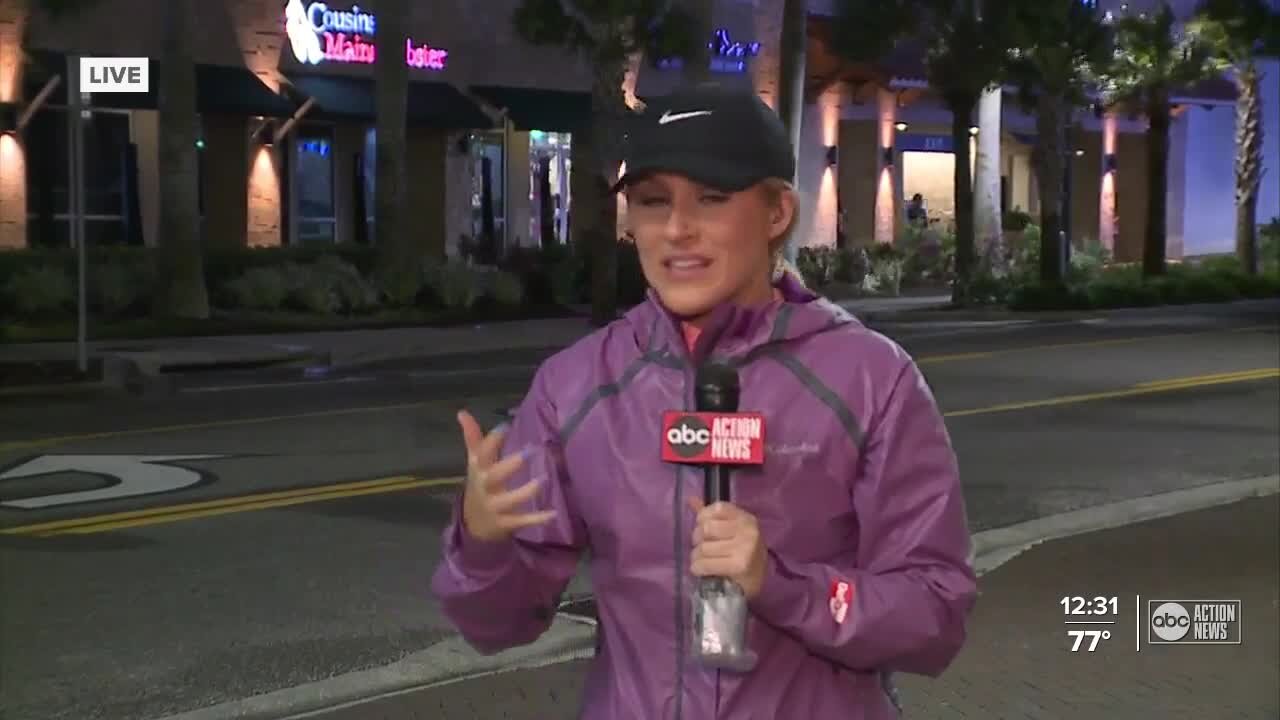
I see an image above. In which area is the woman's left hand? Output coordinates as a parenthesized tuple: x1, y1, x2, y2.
(688, 497, 768, 600)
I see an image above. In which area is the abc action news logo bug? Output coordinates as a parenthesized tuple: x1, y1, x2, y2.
(661, 411, 766, 464)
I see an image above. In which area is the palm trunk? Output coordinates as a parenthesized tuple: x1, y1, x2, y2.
(1234, 63, 1262, 275)
(1035, 92, 1066, 286)
(374, 0, 413, 303)
(949, 97, 977, 304)
(1143, 96, 1170, 277)
(154, 0, 209, 319)
(585, 45, 627, 327)
(775, 0, 807, 263)
(973, 86, 1003, 266)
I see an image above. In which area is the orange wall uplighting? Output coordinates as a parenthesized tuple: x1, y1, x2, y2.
(1099, 113, 1118, 252)
(246, 146, 282, 247)
(0, 133, 26, 249)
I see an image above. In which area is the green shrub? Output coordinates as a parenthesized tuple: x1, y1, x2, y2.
(1259, 217, 1279, 273)
(797, 246, 838, 287)
(428, 260, 480, 310)
(550, 253, 586, 306)
(833, 247, 869, 285)
(222, 266, 288, 311)
(2, 265, 74, 318)
(492, 270, 525, 307)
(313, 255, 379, 312)
(1007, 281, 1089, 310)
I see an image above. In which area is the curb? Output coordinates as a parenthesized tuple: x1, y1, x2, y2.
(102, 350, 331, 396)
(150, 619, 596, 720)
(149, 474, 1280, 720)
(0, 380, 113, 400)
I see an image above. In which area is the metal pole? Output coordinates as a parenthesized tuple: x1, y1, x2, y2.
(68, 57, 88, 374)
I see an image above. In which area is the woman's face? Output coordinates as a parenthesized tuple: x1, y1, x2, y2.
(625, 173, 793, 321)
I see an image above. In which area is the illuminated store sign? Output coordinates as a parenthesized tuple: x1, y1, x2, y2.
(284, 0, 448, 70)
(657, 28, 761, 73)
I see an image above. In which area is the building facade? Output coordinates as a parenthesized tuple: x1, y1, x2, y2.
(0, 0, 1270, 267)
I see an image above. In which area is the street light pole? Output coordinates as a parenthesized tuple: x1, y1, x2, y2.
(67, 56, 88, 374)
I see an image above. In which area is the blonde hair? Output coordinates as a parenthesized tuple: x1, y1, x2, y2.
(760, 178, 806, 286)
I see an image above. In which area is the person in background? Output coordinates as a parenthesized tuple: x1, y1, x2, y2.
(430, 82, 977, 719)
(906, 193, 927, 226)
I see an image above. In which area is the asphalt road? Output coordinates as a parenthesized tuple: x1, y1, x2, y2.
(0, 304, 1277, 720)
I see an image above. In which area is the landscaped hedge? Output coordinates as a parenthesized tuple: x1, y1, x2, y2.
(0, 243, 593, 324)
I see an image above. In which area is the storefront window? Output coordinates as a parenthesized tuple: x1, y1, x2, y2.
(469, 130, 505, 254)
(292, 124, 336, 244)
(528, 130, 571, 246)
(23, 107, 134, 247)
(362, 127, 376, 243)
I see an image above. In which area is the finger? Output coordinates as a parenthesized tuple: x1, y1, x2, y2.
(489, 477, 542, 513)
(457, 410, 485, 461)
(475, 422, 510, 469)
(686, 496, 705, 514)
(692, 538, 738, 559)
(695, 517, 738, 543)
(691, 556, 744, 578)
(479, 452, 526, 491)
(701, 501, 741, 521)
(497, 510, 557, 531)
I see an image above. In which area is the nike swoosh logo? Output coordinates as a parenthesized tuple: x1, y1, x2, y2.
(658, 110, 713, 125)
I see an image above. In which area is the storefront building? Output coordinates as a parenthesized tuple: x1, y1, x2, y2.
(0, 0, 598, 256)
(0, 0, 1264, 265)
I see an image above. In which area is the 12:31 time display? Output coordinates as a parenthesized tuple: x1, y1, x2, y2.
(1061, 596, 1119, 615)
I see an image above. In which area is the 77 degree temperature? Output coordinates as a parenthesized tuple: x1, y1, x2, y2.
(1068, 630, 1111, 652)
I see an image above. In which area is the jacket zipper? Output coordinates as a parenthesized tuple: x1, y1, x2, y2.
(673, 362, 693, 720)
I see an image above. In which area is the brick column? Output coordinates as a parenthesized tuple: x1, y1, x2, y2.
(247, 142, 282, 248)
(1099, 112, 1119, 254)
(874, 88, 899, 245)
(0, 1, 26, 249)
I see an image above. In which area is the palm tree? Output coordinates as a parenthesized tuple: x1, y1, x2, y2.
(373, 0, 415, 304)
(1004, 0, 1111, 286)
(1098, 3, 1219, 277)
(513, 0, 698, 326)
(32, 0, 209, 318)
(153, 0, 209, 318)
(1187, 0, 1280, 275)
(831, 0, 1016, 305)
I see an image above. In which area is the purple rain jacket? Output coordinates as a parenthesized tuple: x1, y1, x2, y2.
(430, 273, 977, 719)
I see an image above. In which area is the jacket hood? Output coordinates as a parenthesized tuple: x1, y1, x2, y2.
(626, 270, 862, 365)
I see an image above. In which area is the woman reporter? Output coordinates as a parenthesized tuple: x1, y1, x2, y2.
(430, 83, 977, 719)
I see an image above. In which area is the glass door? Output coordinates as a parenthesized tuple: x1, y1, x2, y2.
(292, 124, 336, 244)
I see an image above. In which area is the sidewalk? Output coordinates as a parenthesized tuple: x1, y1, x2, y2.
(0, 295, 951, 388)
(310, 496, 1279, 719)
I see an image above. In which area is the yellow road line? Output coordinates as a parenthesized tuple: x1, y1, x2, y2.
(0, 325, 1270, 455)
(1135, 368, 1277, 388)
(945, 368, 1278, 418)
(4, 367, 1276, 538)
(44, 477, 462, 536)
(0, 474, 440, 535)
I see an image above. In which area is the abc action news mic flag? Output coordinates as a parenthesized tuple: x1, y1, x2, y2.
(661, 364, 765, 466)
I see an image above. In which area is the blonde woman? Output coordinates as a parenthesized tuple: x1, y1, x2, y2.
(431, 83, 976, 719)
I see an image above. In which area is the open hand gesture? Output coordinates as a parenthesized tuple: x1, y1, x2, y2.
(458, 410, 556, 543)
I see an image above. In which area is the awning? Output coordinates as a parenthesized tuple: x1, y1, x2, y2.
(469, 85, 591, 133)
(20, 51, 296, 117)
(284, 74, 494, 129)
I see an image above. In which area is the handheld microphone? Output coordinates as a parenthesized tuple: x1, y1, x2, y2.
(695, 362, 739, 509)
(687, 362, 759, 673)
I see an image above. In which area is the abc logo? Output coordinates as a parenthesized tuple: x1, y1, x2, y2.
(666, 415, 710, 458)
(1150, 602, 1191, 641)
